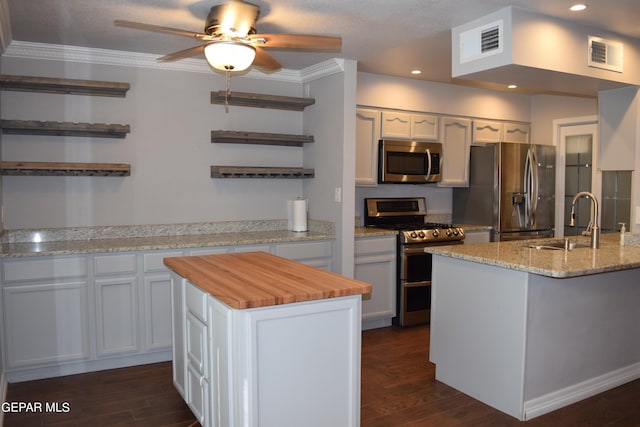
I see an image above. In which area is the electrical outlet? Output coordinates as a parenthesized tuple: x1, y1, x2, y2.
(334, 187, 342, 203)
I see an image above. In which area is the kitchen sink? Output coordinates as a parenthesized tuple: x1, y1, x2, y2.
(526, 239, 592, 251)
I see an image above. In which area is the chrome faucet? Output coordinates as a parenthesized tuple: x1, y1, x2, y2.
(568, 191, 600, 249)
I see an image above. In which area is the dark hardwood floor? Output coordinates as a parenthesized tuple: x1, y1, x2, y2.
(4, 325, 640, 426)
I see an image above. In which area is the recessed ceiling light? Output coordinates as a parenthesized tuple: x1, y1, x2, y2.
(570, 4, 588, 12)
(411, 70, 422, 75)
(507, 84, 518, 89)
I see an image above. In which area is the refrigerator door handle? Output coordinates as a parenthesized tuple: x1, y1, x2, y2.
(523, 147, 539, 229)
(530, 148, 539, 227)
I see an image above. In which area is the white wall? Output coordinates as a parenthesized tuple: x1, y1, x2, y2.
(530, 95, 597, 145)
(303, 59, 357, 275)
(1, 55, 314, 229)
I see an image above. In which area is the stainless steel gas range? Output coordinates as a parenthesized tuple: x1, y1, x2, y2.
(364, 197, 465, 327)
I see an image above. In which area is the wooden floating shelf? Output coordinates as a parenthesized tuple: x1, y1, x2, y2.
(0, 161, 131, 177)
(211, 91, 315, 111)
(211, 166, 315, 179)
(0, 75, 130, 97)
(211, 130, 314, 147)
(1, 120, 130, 138)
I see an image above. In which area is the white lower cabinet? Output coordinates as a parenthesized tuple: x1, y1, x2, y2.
(171, 273, 362, 427)
(3, 281, 90, 368)
(1, 256, 90, 370)
(0, 240, 334, 382)
(463, 230, 492, 244)
(95, 276, 139, 356)
(355, 235, 397, 330)
(276, 240, 333, 270)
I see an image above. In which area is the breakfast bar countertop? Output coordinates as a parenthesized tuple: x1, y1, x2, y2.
(164, 251, 372, 309)
(426, 233, 640, 278)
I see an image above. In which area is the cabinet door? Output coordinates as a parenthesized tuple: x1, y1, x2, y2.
(381, 111, 411, 138)
(411, 113, 439, 140)
(439, 117, 472, 187)
(144, 274, 173, 351)
(171, 274, 186, 398)
(503, 122, 530, 143)
(473, 120, 503, 143)
(355, 108, 381, 187)
(95, 276, 139, 356)
(354, 236, 396, 329)
(186, 364, 209, 426)
(3, 281, 90, 368)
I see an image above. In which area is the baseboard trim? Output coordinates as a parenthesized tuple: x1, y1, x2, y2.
(5, 351, 172, 383)
(523, 362, 640, 420)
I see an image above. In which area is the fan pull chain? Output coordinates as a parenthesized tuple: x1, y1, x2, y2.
(224, 69, 232, 114)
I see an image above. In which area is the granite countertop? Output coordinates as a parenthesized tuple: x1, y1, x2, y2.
(0, 220, 335, 258)
(427, 233, 640, 278)
(164, 252, 371, 309)
(354, 227, 398, 238)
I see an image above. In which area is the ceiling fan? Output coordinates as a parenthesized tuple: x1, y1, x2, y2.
(114, 0, 342, 73)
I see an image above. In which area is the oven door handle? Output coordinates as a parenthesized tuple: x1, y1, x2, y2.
(402, 246, 431, 256)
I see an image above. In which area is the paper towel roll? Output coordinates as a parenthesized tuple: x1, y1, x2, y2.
(289, 199, 308, 232)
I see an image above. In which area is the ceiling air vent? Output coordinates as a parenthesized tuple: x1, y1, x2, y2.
(588, 36, 623, 73)
(459, 20, 504, 63)
(481, 26, 500, 53)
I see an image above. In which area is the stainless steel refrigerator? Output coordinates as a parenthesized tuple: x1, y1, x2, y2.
(453, 142, 556, 241)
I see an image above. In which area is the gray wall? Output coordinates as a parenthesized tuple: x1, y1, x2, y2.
(0, 54, 329, 229)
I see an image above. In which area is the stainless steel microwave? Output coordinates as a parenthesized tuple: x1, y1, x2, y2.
(378, 140, 443, 184)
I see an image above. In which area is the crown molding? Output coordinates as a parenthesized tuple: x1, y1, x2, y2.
(3, 40, 344, 83)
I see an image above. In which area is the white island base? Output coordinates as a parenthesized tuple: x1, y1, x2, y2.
(171, 274, 363, 427)
(430, 255, 640, 421)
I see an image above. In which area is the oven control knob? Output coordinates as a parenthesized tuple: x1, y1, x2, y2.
(418, 231, 425, 238)
(446, 229, 453, 237)
(410, 231, 418, 239)
(432, 230, 440, 238)
(453, 229, 459, 236)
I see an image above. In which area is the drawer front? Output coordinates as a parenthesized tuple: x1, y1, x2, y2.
(143, 250, 185, 273)
(185, 281, 207, 322)
(355, 236, 396, 255)
(276, 240, 332, 260)
(186, 312, 208, 376)
(94, 253, 137, 276)
(2, 256, 87, 283)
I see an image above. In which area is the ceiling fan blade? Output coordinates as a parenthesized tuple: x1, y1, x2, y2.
(252, 47, 281, 71)
(158, 44, 206, 62)
(250, 33, 342, 51)
(114, 20, 209, 40)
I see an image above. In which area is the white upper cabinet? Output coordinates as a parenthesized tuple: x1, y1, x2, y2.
(381, 111, 411, 138)
(381, 111, 439, 140)
(438, 116, 472, 187)
(355, 108, 381, 187)
(503, 122, 530, 143)
(410, 113, 439, 140)
(473, 120, 503, 143)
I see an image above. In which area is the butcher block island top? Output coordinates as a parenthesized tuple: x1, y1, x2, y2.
(163, 251, 372, 309)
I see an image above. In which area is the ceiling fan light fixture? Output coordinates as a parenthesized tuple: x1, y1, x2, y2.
(204, 42, 256, 71)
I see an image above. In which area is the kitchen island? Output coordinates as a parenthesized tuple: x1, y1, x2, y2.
(426, 234, 640, 421)
(164, 251, 371, 427)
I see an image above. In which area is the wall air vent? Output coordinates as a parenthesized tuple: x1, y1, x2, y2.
(481, 26, 500, 53)
(459, 20, 504, 63)
(588, 36, 623, 73)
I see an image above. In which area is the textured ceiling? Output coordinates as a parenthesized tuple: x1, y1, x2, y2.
(3, 0, 640, 89)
